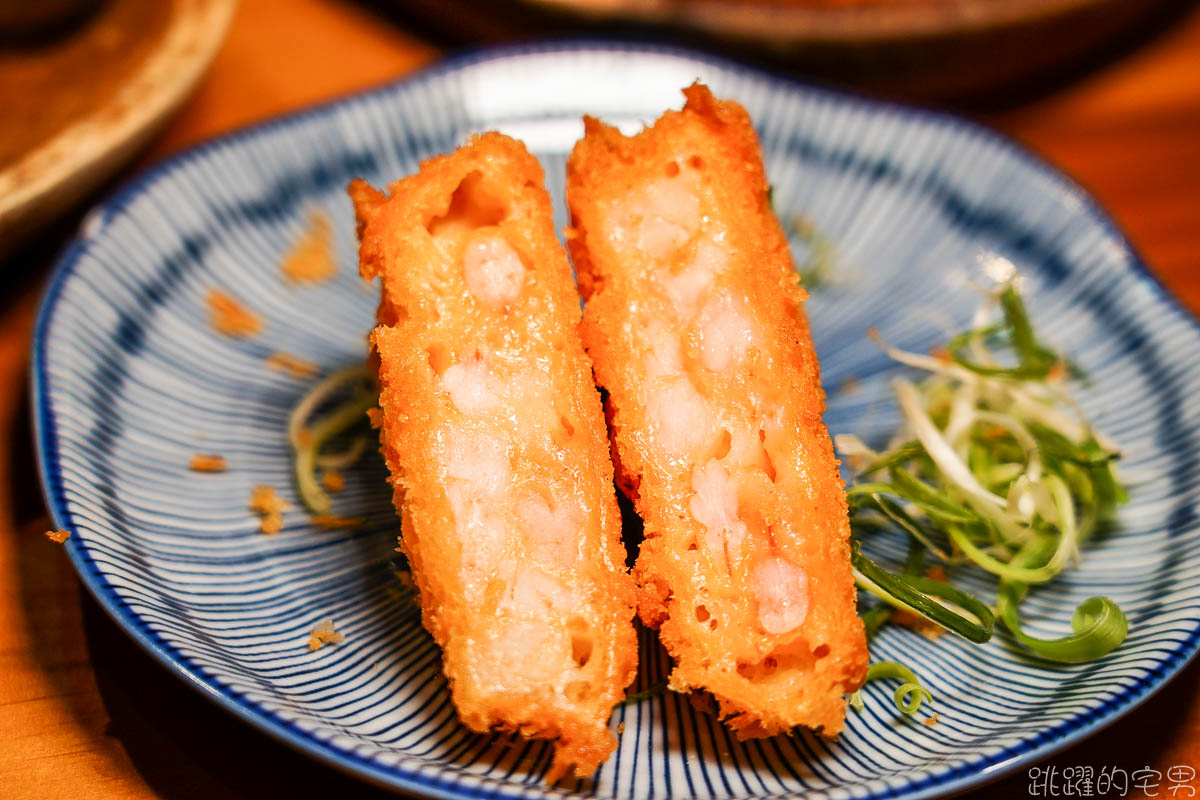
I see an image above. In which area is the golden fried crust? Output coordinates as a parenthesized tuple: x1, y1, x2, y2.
(352, 133, 638, 781)
(567, 85, 867, 738)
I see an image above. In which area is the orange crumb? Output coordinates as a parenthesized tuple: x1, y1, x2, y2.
(321, 469, 345, 493)
(1048, 362, 1066, 381)
(984, 426, 1008, 439)
(893, 609, 947, 640)
(617, 722, 626, 735)
(249, 485, 289, 535)
(925, 565, 948, 583)
(44, 529, 71, 543)
(282, 210, 337, 284)
(310, 513, 365, 529)
(929, 345, 951, 363)
(366, 407, 382, 428)
(924, 713, 940, 727)
(208, 289, 263, 337)
(306, 618, 344, 651)
(188, 454, 228, 472)
(265, 352, 319, 379)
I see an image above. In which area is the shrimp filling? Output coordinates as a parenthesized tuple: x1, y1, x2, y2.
(615, 179, 810, 637)
(463, 232, 525, 309)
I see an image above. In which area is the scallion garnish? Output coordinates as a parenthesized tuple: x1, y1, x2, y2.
(852, 543, 994, 643)
(621, 679, 669, 706)
(848, 661, 933, 715)
(841, 277, 1128, 693)
(996, 535, 1128, 663)
(289, 366, 376, 514)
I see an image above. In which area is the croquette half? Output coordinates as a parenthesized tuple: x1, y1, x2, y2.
(566, 84, 868, 738)
(350, 133, 639, 780)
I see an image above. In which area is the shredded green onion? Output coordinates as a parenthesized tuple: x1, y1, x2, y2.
(289, 366, 376, 514)
(842, 278, 1128, 666)
(848, 661, 933, 715)
(316, 436, 369, 470)
(996, 535, 1129, 662)
(861, 605, 893, 639)
(621, 679, 669, 706)
(852, 544, 994, 643)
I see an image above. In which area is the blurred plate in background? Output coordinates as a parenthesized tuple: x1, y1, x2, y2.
(0, 0, 235, 259)
(388, 0, 1182, 102)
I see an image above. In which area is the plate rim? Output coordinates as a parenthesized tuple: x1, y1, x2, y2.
(31, 39, 1200, 800)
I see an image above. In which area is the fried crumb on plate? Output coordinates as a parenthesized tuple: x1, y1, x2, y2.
(282, 210, 337, 284)
(208, 289, 263, 337)
(44, 529, 71, 543)
(924, 713, 940, 727)
(892, 610, 947, 640)
(248, 485, 289, 535)
(265, 351, 319, 379)
(309, 513, 364, 529)
(320, 469, 345, 493)
(188, 453, 228, 472)
(307, 618, 344, 651)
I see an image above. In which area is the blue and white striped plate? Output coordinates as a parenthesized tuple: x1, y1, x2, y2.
(34, 43, 1200, 799)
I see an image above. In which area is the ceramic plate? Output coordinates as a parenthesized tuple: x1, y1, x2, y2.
(33, 43, 1200, 799)
(0, 0, 236, 258)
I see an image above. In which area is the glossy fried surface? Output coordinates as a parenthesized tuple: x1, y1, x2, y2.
(350, 133, 638, 781)
(567, 84, 867, 738)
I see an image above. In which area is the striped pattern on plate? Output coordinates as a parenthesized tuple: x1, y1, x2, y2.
(33, 43, 1200, 800)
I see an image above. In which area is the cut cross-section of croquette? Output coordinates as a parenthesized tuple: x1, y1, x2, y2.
(566, 84, 867, 738)
(349, 133, 638, 781)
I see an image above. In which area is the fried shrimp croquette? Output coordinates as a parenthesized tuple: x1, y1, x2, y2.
(349, 133, 638, 781)
(566, 84, 868, 738)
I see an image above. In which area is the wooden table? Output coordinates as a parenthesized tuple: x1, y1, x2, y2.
(1, 0, 1197, 797)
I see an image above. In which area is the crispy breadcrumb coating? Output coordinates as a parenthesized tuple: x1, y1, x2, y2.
(567, 84, 867, 738)
(45, 529, 71, 543)
(350, 133, 638, 782)
(208, 289, 262, 337)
